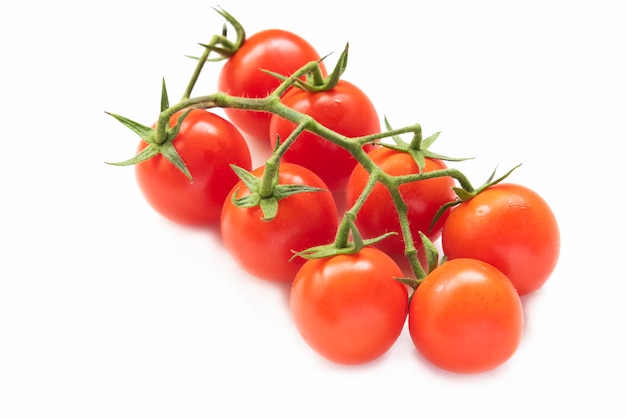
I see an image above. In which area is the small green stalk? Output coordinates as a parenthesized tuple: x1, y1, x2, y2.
(258, 121, 309, 199)
(334, 172, 381, 249)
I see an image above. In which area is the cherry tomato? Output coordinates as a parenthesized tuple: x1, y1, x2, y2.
(268, 80, 379, 192)
(345, 147, 456, 255)
(135, 109, 251, 226)
(408, 258, 524, 374)
(441, 183, 560, 295)
(218, 29, 326, 141)
(220, 163, 338, 282)
(290, 247, 409, 365)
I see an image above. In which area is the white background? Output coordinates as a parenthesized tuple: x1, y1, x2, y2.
(2, 0, 625, 416)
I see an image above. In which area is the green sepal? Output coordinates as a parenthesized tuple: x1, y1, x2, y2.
(258, 197, 278, 221)
(419, 231, 440, 274)
(160, 78, 169, 112)
(230, 164, 261, 193)
(105, 112, 154, 144)
(106, 143, 160, 167)
(429, 199, 459, 233)
(167, 109, 192, 143)
(421, 131, 440, 149)
(159, 141, 192, 181)
(483, 164, 520, 187)
(452, 186, 475, 201)
(272, 184, 326, 200)
(196, 44, 237, 61)
(231, 193, 260, 208)
(229, 165, 262, 208)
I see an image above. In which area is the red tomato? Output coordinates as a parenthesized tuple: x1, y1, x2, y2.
(290, 247, 409, 365)
(135, 109, 251, 226)
(441, 183, 560, 295)
(218, 29, 326, 141)
(408, 258, 524, 374)
(345, 147, 456, 255)
(268, 80, 379, 192)
(220, 163, 338, 282)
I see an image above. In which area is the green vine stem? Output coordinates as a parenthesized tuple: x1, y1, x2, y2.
(109, 19, 518, 281)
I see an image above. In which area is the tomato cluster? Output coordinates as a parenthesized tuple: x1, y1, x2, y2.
(107, 8, 560, 374)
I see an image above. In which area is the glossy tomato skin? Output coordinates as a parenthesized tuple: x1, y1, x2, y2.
(220, 163, 338, 282)
(268, 80, 379, 192)
(441, 183, 560, 295)
(290, 247, 409, 365)
(408, 258, 524, 374)
(346, 147, 456, 255)
(135, 109, 251, 226)
(218, 29, 326, 141)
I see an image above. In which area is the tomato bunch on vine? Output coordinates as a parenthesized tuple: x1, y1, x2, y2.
(106, 7, 560, 374)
